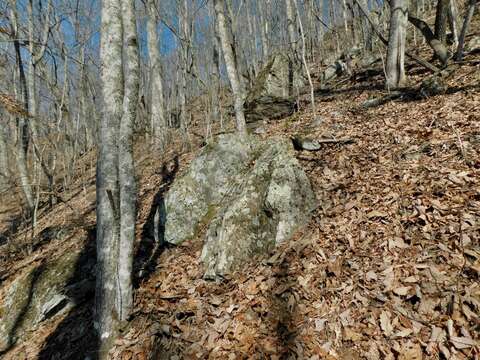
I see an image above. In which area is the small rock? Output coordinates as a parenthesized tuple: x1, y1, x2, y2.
(39, 294, 71, 323)
(466, 36, 480, 53)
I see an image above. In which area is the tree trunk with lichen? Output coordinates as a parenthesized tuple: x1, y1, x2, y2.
(146, 0, 167, 150)
(213, 0, 247, 135)
(96, 0, 139, 356)
(386, 0, 408, 89)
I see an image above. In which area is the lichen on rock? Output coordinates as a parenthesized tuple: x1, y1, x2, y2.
(0, 250, 88, 353)
(162, 134, 316, 280)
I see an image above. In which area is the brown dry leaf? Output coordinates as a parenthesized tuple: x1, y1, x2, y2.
(388, 237, 409, 249)
(380, 311, 393, 337)
(398, 342, 422, 360)
(315, 318, 327, 332)
(450, 336, 479, 350)
(343, 327, 362, 341)
(394, 328, 413, 338)
(366, 270, 378, 281)
(367, 210, 388, 219)
(383, 266, 395, 291)
(393, 286, 411, 296)
(402, 276, 418, 284)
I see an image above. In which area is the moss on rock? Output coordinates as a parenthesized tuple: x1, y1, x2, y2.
(161, 134, 316, 280)
(0, 250, 82, 352)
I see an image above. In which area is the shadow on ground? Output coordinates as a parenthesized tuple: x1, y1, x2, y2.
(37, 226, 98, 360)
(134, 156, 179, 287)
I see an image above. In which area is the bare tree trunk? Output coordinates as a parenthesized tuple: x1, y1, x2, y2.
(408, 15, 449, 65)
(96, 0, 124, 354)
(434, 0, 449, 43)
(26, 0, 52, 142)
(178, 0, 191, 147)
(386, 0, 408, 89)
(455, 0, 478, 61)
(259, 0, 270, 62)
(341, 0, 350, 34)
(26, 0, 53, 226)
(212, 6, 222, 125)
(9, 0, 34, 209)
(286, 0, 297, 55)
(0, 117, 9, 191)
(118, 0, 139, 325)
(448, 0, 459, 46)
(354, 0, 440, 72)
(213, 0, 247, 135)
(146, 0, 167, 150)
(293, 0, 317, 121)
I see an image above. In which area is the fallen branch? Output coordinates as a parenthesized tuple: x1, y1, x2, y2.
(292, 136, 354, 151)
(361, 91, 405, 108)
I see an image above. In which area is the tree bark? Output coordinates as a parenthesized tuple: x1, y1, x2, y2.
(408, 15, 449, 66)
(259, 0, 270, 62)
(285, 0, 297, 55)
(96, 0, 124, 353)
(9, 0, 34, 209)
(179, 0, 189, 143)
(118, 0, 139, 325)
(146, 0, 167, 150)
(213, 0, 247, 135)
(434, 0, 449, 44)
(0, 117, 9, 191)
(448, 0, 459, 46)
(386, 0, 408, 89)
(455, 0, 478, 61)
(293, 0, 316, 119)
(354, 0, 439, 72)
(212, 6, 222, 126)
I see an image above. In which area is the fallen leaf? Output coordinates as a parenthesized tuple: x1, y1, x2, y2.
(380, 311, 393, 337)
(450, 336, 479, 349)
(367, 210, 388, 219)
(394, 328, 413, 338)
(393, 286, 411, 296)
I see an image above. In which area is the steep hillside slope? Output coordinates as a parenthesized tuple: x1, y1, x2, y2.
(1, 38, 480, 359)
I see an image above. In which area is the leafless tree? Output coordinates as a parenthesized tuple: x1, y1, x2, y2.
(385, 0, 409, 89)
(213, 0, 247, 135)
(96, 0, 139, 356)
(146, 0, 168, 150)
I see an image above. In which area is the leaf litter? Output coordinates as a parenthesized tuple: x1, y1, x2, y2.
(109, 53, 480, 359)
(0, 34, 479, 360)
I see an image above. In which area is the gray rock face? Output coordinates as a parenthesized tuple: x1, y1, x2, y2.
(244, 53, 304, 123)
(0, 248, 94, 353)
(163, 135, 257, 245)
(162, 134, 316, 279)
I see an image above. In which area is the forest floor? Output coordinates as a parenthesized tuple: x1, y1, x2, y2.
(1, 36, 480, 359)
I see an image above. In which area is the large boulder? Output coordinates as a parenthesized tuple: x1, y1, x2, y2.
(162, 135, 257, 245)
(161, 134, 316, 279)
(201, 138, 316, 278)
(0, 247, 94, 353)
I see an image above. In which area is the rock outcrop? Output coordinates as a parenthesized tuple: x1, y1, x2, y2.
(0, 246, 94, 353)
(161, 134, 316, 279)
(244, 53, 304, 123)
(162, 135, 257, 245)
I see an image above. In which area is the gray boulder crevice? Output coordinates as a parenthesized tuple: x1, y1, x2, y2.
(162, 134, 316, 280)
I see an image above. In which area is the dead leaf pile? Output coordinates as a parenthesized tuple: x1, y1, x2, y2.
(111, 53, 480, 359)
